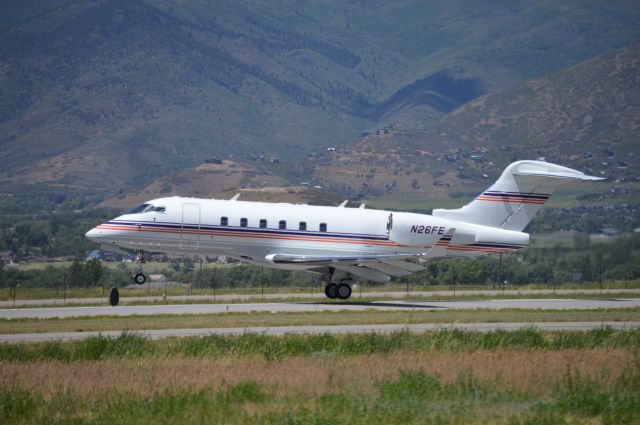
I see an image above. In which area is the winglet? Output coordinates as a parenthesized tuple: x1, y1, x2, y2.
(338, 200, 348, 207)
(421, 228, 455, 260)
(359, 203, 366, 209)
(230, 193, 240, 201)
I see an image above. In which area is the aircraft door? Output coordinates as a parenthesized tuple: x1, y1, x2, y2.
(181, 203, 201, 249)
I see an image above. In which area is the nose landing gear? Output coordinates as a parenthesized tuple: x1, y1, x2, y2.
(133, 272, 146, 285)
(110, 250, 146, 306)
(133, 250, 147, 285)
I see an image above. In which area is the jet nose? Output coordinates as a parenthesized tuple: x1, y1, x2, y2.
(85, 227, 103, 242)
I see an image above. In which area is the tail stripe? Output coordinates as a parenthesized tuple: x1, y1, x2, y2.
(484, 191, 550, 199)
(477, 191, 550, 204)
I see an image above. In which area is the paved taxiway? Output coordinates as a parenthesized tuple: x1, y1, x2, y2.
(1, 298, 639, 319)
(1, 321, 638, 344)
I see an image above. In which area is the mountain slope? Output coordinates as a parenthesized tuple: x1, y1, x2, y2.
(1, 0, 640, 193)
(437, 43, 640, 172)
(312, 44, 640, 206)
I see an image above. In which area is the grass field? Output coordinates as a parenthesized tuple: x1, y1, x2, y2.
(1, 329, 639, 424)
(1, 308, 639, 335)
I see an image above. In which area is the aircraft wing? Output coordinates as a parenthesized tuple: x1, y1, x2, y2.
(264, 229, 456, 282)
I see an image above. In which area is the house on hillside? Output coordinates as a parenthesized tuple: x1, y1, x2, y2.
(470, 154, 484, 163)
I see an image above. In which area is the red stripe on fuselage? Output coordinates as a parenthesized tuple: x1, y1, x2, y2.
(96, 224, 401, 247)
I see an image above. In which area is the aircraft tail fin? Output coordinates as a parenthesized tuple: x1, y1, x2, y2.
(432, 160, 603, 231)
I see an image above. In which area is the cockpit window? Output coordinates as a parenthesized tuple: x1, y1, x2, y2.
(128, 203, 154, 214)
(128, 204, 164, 214)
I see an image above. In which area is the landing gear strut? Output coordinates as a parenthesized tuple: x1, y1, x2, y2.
(133, 250, 147, 285)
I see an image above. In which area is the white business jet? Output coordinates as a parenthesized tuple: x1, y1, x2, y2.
(86, 160, 602, 301)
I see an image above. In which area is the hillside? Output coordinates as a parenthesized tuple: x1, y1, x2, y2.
(2, 0, 640, 194)
(436, 43, 640, 175)
(311, 44, 640, 208)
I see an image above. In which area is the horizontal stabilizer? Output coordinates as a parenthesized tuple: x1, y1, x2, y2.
(512, 167, 604, 181)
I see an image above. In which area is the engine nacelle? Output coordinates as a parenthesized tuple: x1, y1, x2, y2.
(388, 211, 529, 250)
(389, 212, 464, 247)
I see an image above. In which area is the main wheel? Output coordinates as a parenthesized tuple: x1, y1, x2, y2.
(108, 287, 120, 306)
(324, 283, 338, 299)
(134, 273, 146, 285)
(337, 283, 352, 300)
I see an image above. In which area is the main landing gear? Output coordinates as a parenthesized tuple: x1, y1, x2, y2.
(324, 282, 352, 300)
(323, 268, 354, 300)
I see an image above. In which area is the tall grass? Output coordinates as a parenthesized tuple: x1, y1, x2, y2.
(2, 365, 638, 424)
(1, 328, 639, 362)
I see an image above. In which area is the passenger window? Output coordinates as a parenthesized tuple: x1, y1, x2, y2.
(220, 217, 228, 226)
(279, 220, 286, 230)
(259, 219, 267, 228)
(240, 218, 248, 227)
(319, 223, 327, 232)
(299, 221, 307, 231)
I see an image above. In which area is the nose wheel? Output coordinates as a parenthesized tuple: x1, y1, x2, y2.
(133, 250, 147, 285)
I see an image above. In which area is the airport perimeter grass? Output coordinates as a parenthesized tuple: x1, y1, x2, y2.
(1, 329, 639, 424)
(1, 307, 639, 335)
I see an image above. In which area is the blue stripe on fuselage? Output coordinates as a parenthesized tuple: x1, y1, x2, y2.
(107, 220, 390, 241)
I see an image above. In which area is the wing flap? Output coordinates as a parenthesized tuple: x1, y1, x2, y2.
(384, 260, 425, 272)
(362, 261, 413, 277)
(265, 252, 417, 265)
(332, 264, 391, 283)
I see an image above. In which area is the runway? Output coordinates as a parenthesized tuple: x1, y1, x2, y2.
(1, 298, 639, 319)
(1, 321, 638, 343)
(2, 288, 638, 307)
